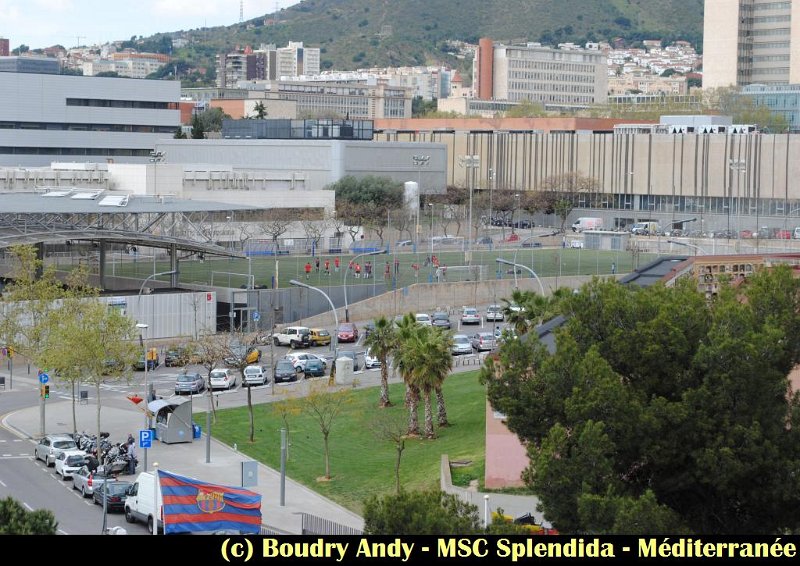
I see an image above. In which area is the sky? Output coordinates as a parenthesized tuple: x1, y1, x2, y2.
(2, 0, 301, 50)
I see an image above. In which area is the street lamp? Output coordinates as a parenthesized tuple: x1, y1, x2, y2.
(667, 239, 707, 255)
(729, 159, 746, 248)
(343, 249, 385, 322)
(459, 155, 480, 265)
(135, 323, 150, 473)
(510, 234, 553, 289)
(149, 151, 164, 196)
(139, 269, 178, 298)
(412, 155, 430, 252)
(496, 258, 545, 295)
(290, 280, 338, 377)
(428, 203, 434, 280)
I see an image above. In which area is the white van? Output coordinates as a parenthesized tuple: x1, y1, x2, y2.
(571, 217, 603, 232)
(794, 227, 800, 240)
(124, 471, 163, 533)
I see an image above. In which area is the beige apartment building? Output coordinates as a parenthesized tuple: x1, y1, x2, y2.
(473, 38, 608, 109)
(704, 0, 800, 88)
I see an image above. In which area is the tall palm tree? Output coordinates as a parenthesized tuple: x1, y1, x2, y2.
(429, 329, 454, 427)
(406, 328, 438, 438)
(502, 289, 548, 335)
(393, 313, 422, 437)
(363, 316, 396, 407)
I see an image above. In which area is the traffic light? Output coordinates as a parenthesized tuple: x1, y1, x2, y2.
(44, 385, 49, 399)
(7, 346, 13, 359)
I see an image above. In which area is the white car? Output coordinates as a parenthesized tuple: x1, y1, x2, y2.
(485, 305, 504, 322)
(415, 313, 433, 326)
(243, 365, 268, 386)
(364, 348, 381, 369)
(35, 435, 78, 467)
(209, 368, 237, 390)
(460, 307, 481, 325)
(55, 450, 87, 480)
(451, 334, 473, 355)
(285, 352, 328, 372)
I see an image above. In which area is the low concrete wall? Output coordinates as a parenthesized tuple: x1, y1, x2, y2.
(297, 275, 596, 327)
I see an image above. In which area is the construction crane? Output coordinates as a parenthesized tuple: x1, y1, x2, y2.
(240, 0, 244, 23)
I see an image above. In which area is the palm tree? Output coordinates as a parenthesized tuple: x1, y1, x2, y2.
(502, 289, 549, 335)
(363, 316, 396, 407)
(429, 329, 454, 427)
(393, 313, 422, 437)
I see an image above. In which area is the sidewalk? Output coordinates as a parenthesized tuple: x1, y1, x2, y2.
(2, 398, 364, 534)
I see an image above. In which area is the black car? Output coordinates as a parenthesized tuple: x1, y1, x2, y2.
(431, 312, 451, 330)
(93, 481, 132, 512)
(273, 359, 298, 383)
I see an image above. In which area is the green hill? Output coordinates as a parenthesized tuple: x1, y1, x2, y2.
(141, 0, 704, 85)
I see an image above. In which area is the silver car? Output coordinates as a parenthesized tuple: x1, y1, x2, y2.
(451, 334, 473, 355)
(35, 435, 78, 467)
(72, 465, 113, 498)
(175, 372, 205, 395)
(470, 332, 497, 352)
(485, 304, 505, 322)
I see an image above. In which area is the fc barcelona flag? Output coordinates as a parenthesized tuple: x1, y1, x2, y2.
(158, 469, 262, 534)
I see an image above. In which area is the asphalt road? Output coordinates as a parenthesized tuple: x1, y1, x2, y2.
(0, 309, 506, 532)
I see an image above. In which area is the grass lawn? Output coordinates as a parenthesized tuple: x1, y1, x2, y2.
(204, 370, 486, 514)
(92, 248, 656, 290)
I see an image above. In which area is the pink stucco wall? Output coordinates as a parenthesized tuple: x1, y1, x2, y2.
(484, 400, 529, 489)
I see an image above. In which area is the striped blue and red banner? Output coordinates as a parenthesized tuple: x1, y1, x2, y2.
(158, 469, 262, 534)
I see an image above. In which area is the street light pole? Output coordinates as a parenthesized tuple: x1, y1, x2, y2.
(428, 203, 434, 281)
(136, 323, 149, 472)
(343, 249, 384, 322)
(290, 280, 338, 373)
(459, 155, 480, 265)
(667, 239, 707, 255)
(496, 258, 545, 295)
(412, 155, 430, 253)
(149, 151, 164, 196)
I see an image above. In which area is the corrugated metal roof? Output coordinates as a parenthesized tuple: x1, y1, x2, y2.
(0, 192, 260, 214)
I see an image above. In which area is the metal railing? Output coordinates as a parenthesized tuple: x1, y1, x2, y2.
(300, 512, 363, 535)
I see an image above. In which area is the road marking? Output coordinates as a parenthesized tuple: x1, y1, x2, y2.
(1, 454, 11, 457)
(23, 502, 33, 511)
(0, 479, 6, 487)
(58, 529, 68, 535)
(0, 440, 6, 443)
(12, 439, 22, 442)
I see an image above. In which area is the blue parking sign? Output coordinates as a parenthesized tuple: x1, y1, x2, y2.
(252, 311, 260, 322)
(139, 429, 153, 449)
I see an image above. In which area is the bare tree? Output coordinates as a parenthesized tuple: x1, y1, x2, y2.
(390, 210, 414, 242)
(221, 329, 262, 442)
(271, 390, 301, 460)
(192, 333, 227, 423)
(371, 411, 409, 494)
(260, 210, 293, 252)
(300, 210, 330, 254)
(539, 173, 600, 233)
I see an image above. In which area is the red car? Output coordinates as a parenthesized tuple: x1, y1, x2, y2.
(337, 322, 359, 343)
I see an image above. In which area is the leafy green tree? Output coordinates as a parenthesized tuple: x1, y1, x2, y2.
(504, 99, 547, 118)
(0, 497, 57, 535)
(173, 127, 187, 139)
(484, 271, 800, 534)
(363, 489, 481, 535)
(191, 114, 205, 139)
(300, 382, 352, 480)
(363, 316, 397, 407)
(44, 298, 139, 454)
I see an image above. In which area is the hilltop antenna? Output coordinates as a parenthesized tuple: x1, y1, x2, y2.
(76, 36, 85, 47)
(240, 0, 244, 23)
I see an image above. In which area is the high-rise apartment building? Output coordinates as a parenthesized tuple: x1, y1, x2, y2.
(216, 42, 320, 87)
(472, 38, 608, 108)
(703, 0, 800, 88)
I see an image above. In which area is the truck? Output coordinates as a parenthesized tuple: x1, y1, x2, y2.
(629, 221, 660, 235)
(571, 217, 603, 232)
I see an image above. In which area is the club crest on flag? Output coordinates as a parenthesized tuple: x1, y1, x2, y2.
(196, 489, 226, 514)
